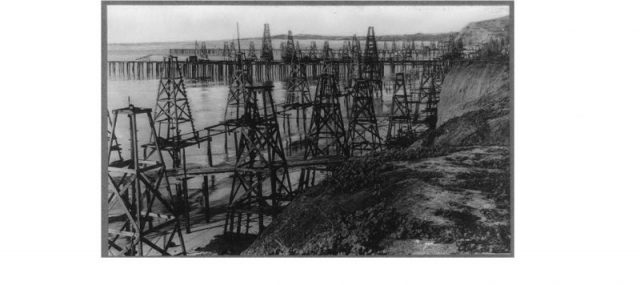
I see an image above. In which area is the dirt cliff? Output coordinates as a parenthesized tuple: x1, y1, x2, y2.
(434, 61, 510, 146)
(455, 15, 509, 46)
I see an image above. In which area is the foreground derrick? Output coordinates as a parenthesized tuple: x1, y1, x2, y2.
(348, 79, 382, 155)
(107, 105, 186, 256)
(225, 83, 293, 235)
(151, 56, 198, 168)
(298, 72, 349, 190)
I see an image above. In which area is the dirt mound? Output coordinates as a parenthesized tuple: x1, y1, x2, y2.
(243, 146, 510, 256)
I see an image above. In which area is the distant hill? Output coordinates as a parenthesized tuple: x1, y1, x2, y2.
(455, 15, 510, 46)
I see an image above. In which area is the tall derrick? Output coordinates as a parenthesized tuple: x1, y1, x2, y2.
(298, 72, 349, 191)
(151, 56, 198, 168)
(223, 42, 231, 58)
(260, 24, 274, 61)
(305, 73, 349, 159)
(229, 41, 237, 58)
(248, 41, 258, 60)
(224, 51, 253, 124)
(309, 41, 318, 60)
(194, 41, 208, 61)
(280, 42, 286, 60)
(348, 79, 382, 155)
(107, 105, 186, 256)
(322, 40, 333, 60)
(361, 27, 383, 99)
(382, 41, 389, 59)
(347, 34, 362, 87)
(295, 41, 303, 59)
(412, 62, 444, 143)
(225, 83, 293, 235)
(386, 73, 414, 142)
(283, 31, 296, 62)
(341, 40, 351, 60)
(283, 31, 313, 149)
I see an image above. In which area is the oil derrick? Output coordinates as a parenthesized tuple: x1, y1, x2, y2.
(410, 40, 416, 58)
(152, 56, 198, 168)
(282, 31, 296, 62)
(341, 40, 351, 60)
(391, 40, 399, 60)
(305, 73, 349, 159)
(322, 40, 334, 60)
(382, 41, 389, 59)
(348, 79, 382, 155)
(423, 63, 444, 130)
(230, 41, 237, 58)
(283, 31, 313, 148)
(347, 34, 362, 87)
(194, 41, 208, 61)
(298, 73, 349, 191)
(386, 73, 414, 143)
(309, 41, 318, 60)
(296, 41, 303, 57)
(402, 40, 412, 61)
(280, 42, 286, 60)
(107, 105, 186, 256)
(443, 34, 464, 60)
(107, 111, 122, 162)
(362, 27, 383, 99)
(223, 42, 231, 58)
(260, 24, 274, 61)
(224, 51, 252, 124)
(225, 83, 293, 235)
(412, 63, 444, 133)
(247, 41, 258, 60)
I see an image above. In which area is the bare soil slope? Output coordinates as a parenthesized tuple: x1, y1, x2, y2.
(243, 146, 510, 255)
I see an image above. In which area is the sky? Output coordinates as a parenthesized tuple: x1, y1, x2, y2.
(107, 5, 509, 44)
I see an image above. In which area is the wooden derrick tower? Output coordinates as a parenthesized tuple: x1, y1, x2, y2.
(298, 72, 349, 191)
(322, 41, 334, 60)
(361, 27, 383, 99)
(386, 73, 414, 142)
(151, 56, 198, 168)
(224, 52, 253, 123)
(348, 79, 382, 155)
(412, 62, 445, 144)
(283, 31, 313, 147)
(248, 41, 258, 60)
(107, 105, 186, 256)
(223, 42, 231, 58)
(347, 34, 362, 88)
(225, 83, 293, 235)
(309, 41, 318, 60)
(305, 73, 349, 159)
(261, 24, 274, 61)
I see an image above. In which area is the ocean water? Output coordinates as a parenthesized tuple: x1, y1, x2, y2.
(108, 79, 291, 167)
